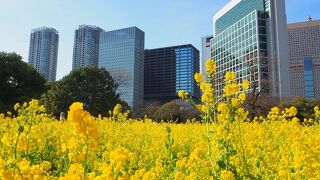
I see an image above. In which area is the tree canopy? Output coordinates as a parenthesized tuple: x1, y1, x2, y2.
(153, 101, 200, 123)
(280, 96, 320, 120)
(0, 52, 47, 113)
(42, 67, 125, 117)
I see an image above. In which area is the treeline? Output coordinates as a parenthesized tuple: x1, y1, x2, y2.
(0, 52, 127, 117)
(1, 51, 319, 122)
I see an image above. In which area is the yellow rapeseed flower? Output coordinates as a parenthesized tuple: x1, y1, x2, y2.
(224, 83, 240, 97)
(286, 106, 298, 117)
(3, 98, 320, 179)
(217, 103, 229, 114)
(14, 103, 20, 111)
(61, 163, 84, 179)
(110, 147, 130, 166)
(314, 106, 320, 117)
(225, 72, 236, 81)
(194, 73, 204, 84)
(221, 170, 235, 180)
(67, 102, 98, 139)
(270, 107, 280, 114)
(231, 98, 240, 107)
(238, 92, 246, 102)
(178, 90, 189, 100)
(242, 80, 250, 90)
(174, 171, 186, 180)
(206, 59, 216, 75)
(113, 104, 122, 116)
(196, 104, 207, 113)
(201, 84, 214, 104)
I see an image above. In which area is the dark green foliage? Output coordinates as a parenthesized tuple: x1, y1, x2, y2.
(0, 52, 47, 113)
(280, 96, 320, 120)
(153, 101, 200, 123)
(153, 101, 182, 122)
(42, 67, 125, 117)
(137, 101, 161, 119)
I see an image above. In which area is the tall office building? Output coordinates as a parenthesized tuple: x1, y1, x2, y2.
(72, 25, 104, 69)
(28, 27, 59, 82)
(99, 27, 145, 110)
(201, 35, 213, 74)
(288, 18, 320, 98)
(211, 0, 290, 100)
(144, 44, 200, 103)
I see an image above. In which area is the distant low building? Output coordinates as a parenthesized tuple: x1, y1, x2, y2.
(28, 27, 59, 82)
(144, 44, 200, 103)
(288, 17, 320, 98)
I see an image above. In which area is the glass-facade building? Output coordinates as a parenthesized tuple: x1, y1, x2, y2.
(304, 58, 315, 98)
(98, 27, 145, 110)
(211, 0, 290, 99)
(28, 27, 59, 82)
(288, 19, 320, 98)
(144, 45, 200, 103)
(201, 35, 213, 75)
(72, 25, 104, 69)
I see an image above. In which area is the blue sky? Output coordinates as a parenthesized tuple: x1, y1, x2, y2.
(0, 0, 319, 80)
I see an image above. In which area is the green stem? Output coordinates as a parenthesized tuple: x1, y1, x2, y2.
(14, 131, 20, 159)
(237, 115, 250, 176)
(83, 136, 89, 180)
(26, 122, 33, 156)
(205, 120, 215, 176)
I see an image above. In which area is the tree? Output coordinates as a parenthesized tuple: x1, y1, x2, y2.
(280, 97, 320, 120)
(242, 55, 281, 119)
(153, 100, 200, 123)
(180, 101, 200, 121)
(244, 94, 280, 119)
(0, 52, 47, 113)
(42, 67, 125, 117)
(153, 101, 182, 122)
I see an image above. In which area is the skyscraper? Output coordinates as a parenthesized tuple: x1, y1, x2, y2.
(72, 25, 104, 69)
(288, 18, 320, 98)
(28, 27, 59, 82)
(201, 35, 213, 74)
(211, 0, 290, 100)
(98, 27, 145, 110)
(144, 45, 200, 103)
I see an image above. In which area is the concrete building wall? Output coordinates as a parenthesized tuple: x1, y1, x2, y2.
(288, 19, 320, 98)
(201, 35, 213, 75)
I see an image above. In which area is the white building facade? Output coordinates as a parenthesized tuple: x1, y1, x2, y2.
(211, 0, 290, 100)
(201, 35, 213, 75)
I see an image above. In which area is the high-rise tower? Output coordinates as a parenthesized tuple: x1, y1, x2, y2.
(211, 0, 290, 100)
(98, 27, 145, 110)
(28, 27, 59, 82)
(144, 44, 200, 103)
(201, 35, 213, 75)
(288, 18, 320, 98)
(72, 25, 104, 69)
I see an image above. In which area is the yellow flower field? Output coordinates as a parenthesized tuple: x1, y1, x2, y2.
(0, 99, 320, 179)
(1, 61, 320, 179)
